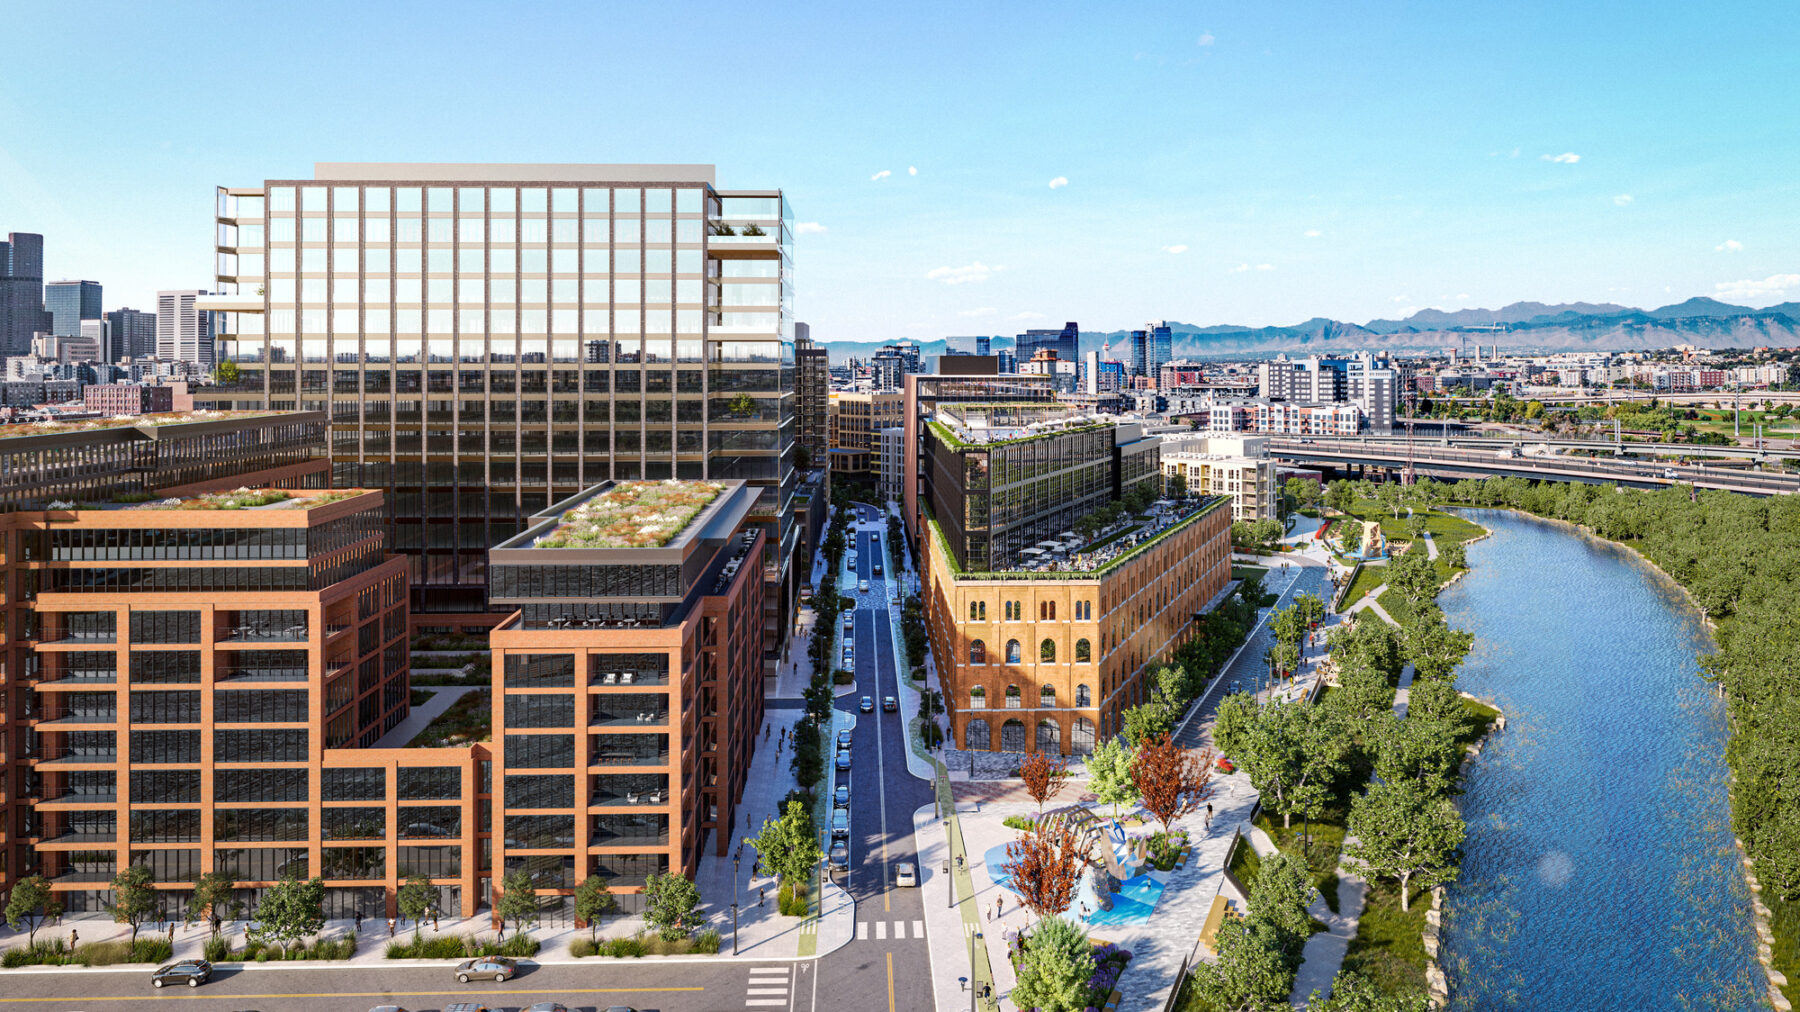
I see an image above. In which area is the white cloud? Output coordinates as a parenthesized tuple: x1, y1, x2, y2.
(1541, 152, 1581, 164)
(908, 166, 918, 176)
(1197, 32, 1215, 46)
(926, 262, 1002, 285)
(1255, 263, 1274, 271)
(1230, 263, 1250, 273)
(1613, 194, 1633, 206)
(1392, 295, 1411, 302)
(1392, 306, 1420, 317)
(871, 169, 892, 181)
(1714, 274, 1800, 302)
(1161, 244, 1189, 254)
(1048, 176, 1069, 189)
(1012, 311, 1046, 320)
(794, 221, 827, 235)
(1455, 293, 1470, 300)
(1303, 229, 1322, 238)
(957, 307, 996, 317)
(1716, 239, 1744, 252)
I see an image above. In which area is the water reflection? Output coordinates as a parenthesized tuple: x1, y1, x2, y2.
(1438, 510, 1762, 1012)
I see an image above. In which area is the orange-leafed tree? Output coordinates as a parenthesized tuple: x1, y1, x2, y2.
(1131, 733, 1215, 834)
(1019, 749, 1069, 814)
(1001, 820, 1084, 924)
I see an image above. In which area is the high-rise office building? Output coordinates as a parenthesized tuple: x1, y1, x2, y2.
(104, 307, 158, 361)
(1014, 321, 1078, 365)
(198, 163, 797, 660)
(794, 323, 829, 461)
(1, 233, 50, 358)
(156, 290, 216, 369)
(44, 280, 102, 337)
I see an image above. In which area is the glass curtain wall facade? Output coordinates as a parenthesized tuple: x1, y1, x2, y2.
(203, 166, 796, 657)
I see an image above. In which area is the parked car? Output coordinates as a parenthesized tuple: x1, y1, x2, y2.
(831, 808, 850, 839)
(525, 1003, 571, 1012)
(835, 783, 850, 807)
(445, 1005, 491, 1012)
(369, 1006, 415, 1012)
(894, 862, 918, 888)
(151, 960, 212, 988)
(455, 956, 518, 983)
(844, 612, 854, 630)
(837, 729, 852, 748)
(859, 696, 874, 713)
(829, 840, 850, 871)
(843, 647, 854, 667)
(882, 696, 897, 712)
(836, 748, 851, 771)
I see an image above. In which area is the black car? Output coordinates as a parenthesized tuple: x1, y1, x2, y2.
(151, 959, 212, 988)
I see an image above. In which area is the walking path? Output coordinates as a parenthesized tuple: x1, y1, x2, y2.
(370, 685, 476, 748)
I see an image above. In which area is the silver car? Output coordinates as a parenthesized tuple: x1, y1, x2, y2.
(455, 956, 517, 982)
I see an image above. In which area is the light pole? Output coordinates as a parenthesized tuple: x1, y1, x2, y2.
(731, 901, 739, 955)
(732, 850, 741, 955)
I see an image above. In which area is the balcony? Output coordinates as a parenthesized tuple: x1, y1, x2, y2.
(221, 623, 310, 643)
(39, 830, 116, 845)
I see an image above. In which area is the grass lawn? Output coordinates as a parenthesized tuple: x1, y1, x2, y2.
(1340, 876, 1429, 993)
(1458, 697, 1501, 749)
(406, 688, 491, 747)
(1344, 563, 1388, 605)
(1232, 563, 1270, 580)
(1254, 808, 1348, 892)
(1226, 832, 1262, 888)
(1341, 500, 1485, 550)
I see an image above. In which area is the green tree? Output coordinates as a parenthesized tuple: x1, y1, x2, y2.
(1212, 691, 1259, 759)
(4, 875, 61, 948)
(397, 874, 438, 937)
(1370, 711, 1461, 797)
(106, 866, 158, 947)
(1120, 699, 1174, 747)
(1384, 547, 1440, 612)
(1325, 659, 1394, 724)
(1086, 738, 1140, 818)
(187, 870, 236, 935)
(1010, 916, 1096, 1012)
(1166, 471, 1189, 500)
(574, 875, 618, 942)
(1345, 779, 1465, 911)
(1307, 971, 1431, 1011)
(1374, 482, 1404, 519)
(745, 799, 823, 889)
(1339, 520, 1364, 555)
(1399, 607, 1475, 682)
(213, 360, 240, 384)
(1440, 542, 1468, 570)
(496, 869, 540, 935)
(1184, 915, 1296, 1010)
(1324, 480, 1356, 513)
(1249, 851, 1318, 963)
(251, 872, 327, 949)
(642, 872, 703, 940)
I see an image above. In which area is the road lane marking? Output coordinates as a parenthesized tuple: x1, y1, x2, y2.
(914, 918, 925, 937)
(858, 921, 869, 939)
(887, 951, 896, 1012)
(0, 986, 705, 1003)
(876, 920, 887, 940)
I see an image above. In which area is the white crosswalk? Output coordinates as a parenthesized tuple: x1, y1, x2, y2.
(746, 965, 790, 1007)
(856, 918, 927, 940)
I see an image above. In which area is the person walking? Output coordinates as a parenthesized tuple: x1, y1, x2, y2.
(68, 929, 77, 950)
(1205, 803, 1214, 829)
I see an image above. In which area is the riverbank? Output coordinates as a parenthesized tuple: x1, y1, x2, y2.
(1438, 502, 1789, 1009)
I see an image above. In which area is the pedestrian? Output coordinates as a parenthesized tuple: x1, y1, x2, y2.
(387, 917, 396, 938)
(498, 923, 505, 941)
(1205, 803, 1214, 829)
(996, 894, 1004, 917)
(753, 857, 761, 878)
(759, 887, 765, 907)
(355, 910, 364, 932)
(68, 929, 77, 949)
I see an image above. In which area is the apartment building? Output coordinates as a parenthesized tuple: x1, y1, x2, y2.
(1161, 436, 1276, 522)
(485, 479, 765, 912)
(82, 384, 175, 416)
(198, 163, 797, 668)
(1252, 401, 1361, 437)
(918, 408, 1231, 752)
(794, 324, 829, 462)
(826, 388, 903, 477)
(1258, 353, 1395, 433)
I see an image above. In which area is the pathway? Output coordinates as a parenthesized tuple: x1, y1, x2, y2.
(370, 686, 476, 748)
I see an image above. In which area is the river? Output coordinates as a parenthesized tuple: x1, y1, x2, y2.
(1436, 509, 1765, 1011)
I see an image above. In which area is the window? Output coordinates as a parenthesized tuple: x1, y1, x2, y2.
(504, 654, 575, 688)
(969, 639, 986, 664)
(132, 729, 199, 763)
(964, 718, 990, 751)
(214, 728, 308, 763)
(1005, 640, 1021, 664)
(1041, 639, 1056, 663)
(129, 691, 199, 724)
(131, 770, 199, 803)
(1004, 685, 1021, 709)
(131, 651, 201, 683)
(968, 686, 986, 709)
(398, 767, 461, 800)
(506, 774, 574, 809)
(398, 806, 461, 838)
(506, 734, 574, 768)
(213, 808, 308, 842)
(505, 813, 575, 849)
(1075, 638, 1092, 663)
(505, 693, 574, 728)
(1076, 683, 1092, 707)
(322, 808, 386, 840)
(129, 611, 201, 643)
(1040, 685, 1056, 707)
(323, 767, 385, 801)
(1039, 601, 1056, 621)
(218, 768, 309, 803)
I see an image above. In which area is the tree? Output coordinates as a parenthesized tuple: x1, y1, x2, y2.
(1384, 548, 1440, 612)
(5, 875, 61, 949)
(642, 872, 702, 940)
(574, 875, 618, 942)
(1231, 699, 1346, 833)
(1010, 916, 1097, 1012)
(1086, 738, 1140, 818)
(251, 872, 327, 949)
(1131, 733, 1214, 834)
(397, 874, 438, 938)
(728, 393, 757, 418)
(106, 866, 158, 948)
(1339, 520, 1364, 555)
(1345, 779, 1466, 911)
(1307, 972, 1432, 1012)
(213, 360, 240, 385)
(1324, 480, 1357, 513)
(1184, 915, 1296, 1011)
(1120, 700, 1174, 747)
(496, 870, 540, 935)
(1019, 750, 1068, 813)
(1249, 851, 1318, 964)
(1375, 482, 1404, 519)
(1002, 820, 1084, 923)
(1440, 542, 1468, 570)
(745, 799, 824, 889)
(1370, 711, 1461, 797)
(1325, 658, 1394, 724)
(1398, 607, 1474, 682)
(187, 870, 236, 936)
(1166, 471, 1189, 500)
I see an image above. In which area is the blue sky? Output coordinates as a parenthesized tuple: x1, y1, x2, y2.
(2, 0, 1796, 341)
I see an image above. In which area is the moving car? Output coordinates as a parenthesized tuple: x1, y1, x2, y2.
(834, 783, 850, 807)
(445, 1005, 491, 1012)
(151, 959, 212, 988)
(894, 862, 918, 888)
(836, 748, 852, 771)
(370, 1006, 417, 1012)
(455, 956, 518, 983)
(882, 696, 897, 712)
(859, 579, 871, 593)
(831, 808, 850, 839)
(837, 729, 852, 748)
(859, 696, 874, 713)
(874, 560, 884, 576)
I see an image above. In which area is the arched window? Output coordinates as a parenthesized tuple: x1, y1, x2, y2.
(1048, 601, 1056, 620)
(969, 602, 979, 621)
(1040, 639, 1056, 663)
(1036, 719, 1061, 754)
(969, 685, 987, 708)
(1072, 718, 1096, 754)
(969, 639, 986, 664)
(1076, 683, 1092, 707)
(1040, 685, 1056, 707)
(978, 601, 987, 621)
(1004, 684, 1021, 708)
(965, 718, 990, 751)
(1000, 719, 1027, 752)
(1075, 638, 1091, 663)
(1005, 640, 1021, 664)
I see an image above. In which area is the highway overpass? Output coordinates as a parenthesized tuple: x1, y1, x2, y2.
(1316, 432, 1800, 463)
(1267, 438, 1800, 496)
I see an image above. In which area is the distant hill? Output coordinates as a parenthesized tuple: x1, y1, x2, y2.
(813, 293, 1800, 364)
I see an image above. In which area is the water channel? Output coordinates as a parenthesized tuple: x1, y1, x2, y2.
(1436, 509, 1764, 1011)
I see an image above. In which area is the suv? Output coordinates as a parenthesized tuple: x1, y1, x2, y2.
(837, 729, 852, 748)
(829, 840, 850, 871)
(455, 956, 518, 982)
(836, 748, 851, 771)
(445, 1005, 492, 1012)
(151, 959, 212, 988)
(831, 808, 850, 839)
(834, 782, 850, 807)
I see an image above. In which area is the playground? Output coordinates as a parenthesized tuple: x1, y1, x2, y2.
(980, 805, 1183, 928)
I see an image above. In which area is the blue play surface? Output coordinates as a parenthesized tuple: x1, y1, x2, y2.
(983, 842, 1168, 927)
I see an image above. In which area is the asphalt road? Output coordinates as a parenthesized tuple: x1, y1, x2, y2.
(0, 504, 936, 1012)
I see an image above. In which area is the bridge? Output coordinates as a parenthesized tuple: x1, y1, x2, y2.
(1267, 438, 1800, 496)
(1320, 432, 1800, 463)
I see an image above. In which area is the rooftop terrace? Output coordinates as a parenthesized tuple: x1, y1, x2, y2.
(0, 410, 286, 441)
(531, 480, 727, 549)
(124, 488, 371, 512)
(930, 495, 1230, 580)
(928, 405, 1113, 449)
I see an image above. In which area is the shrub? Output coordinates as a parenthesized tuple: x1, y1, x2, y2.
(692, 928, 722, 954)
(1003, 815, 1036, 831)
(601, 936, 647, 958)
(833, 668, 855, 685)
(570, 937, 598, 958)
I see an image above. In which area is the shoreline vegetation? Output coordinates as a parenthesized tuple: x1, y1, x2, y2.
(1424, 477, 1796, 1009)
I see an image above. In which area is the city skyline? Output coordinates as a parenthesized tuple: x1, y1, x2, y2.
(2, 1, 1796, 341)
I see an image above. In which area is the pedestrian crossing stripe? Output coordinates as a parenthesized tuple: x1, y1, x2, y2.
(858, 919, 924, 940)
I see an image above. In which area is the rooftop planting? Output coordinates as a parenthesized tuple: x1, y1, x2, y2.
(0, 410, 282, 440)
(128, 488, 367, 511)
(535, 480, 725, 549)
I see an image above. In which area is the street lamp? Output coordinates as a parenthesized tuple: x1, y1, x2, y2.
(732, 850, 742, 955)
(731, 901, 739, 956)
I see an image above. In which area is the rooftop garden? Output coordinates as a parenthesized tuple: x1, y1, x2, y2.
(0, 410, 282, 440)
(126, 488, 368, 511)
(406, 688, 492, 748)
(534, 480, 725, 549)
(926, 416, 1111, 451)
(926, 495, 1229, 580)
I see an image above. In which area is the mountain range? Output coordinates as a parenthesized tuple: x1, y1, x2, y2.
(815, 297, 1800, 364)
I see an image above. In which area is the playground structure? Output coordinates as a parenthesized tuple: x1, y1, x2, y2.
(984, 804, 1176, 927)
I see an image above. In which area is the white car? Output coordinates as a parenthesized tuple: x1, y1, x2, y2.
(859, 580, 870, 593)
(844, 612, 854, 630)
(894, 862, 918, 888)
